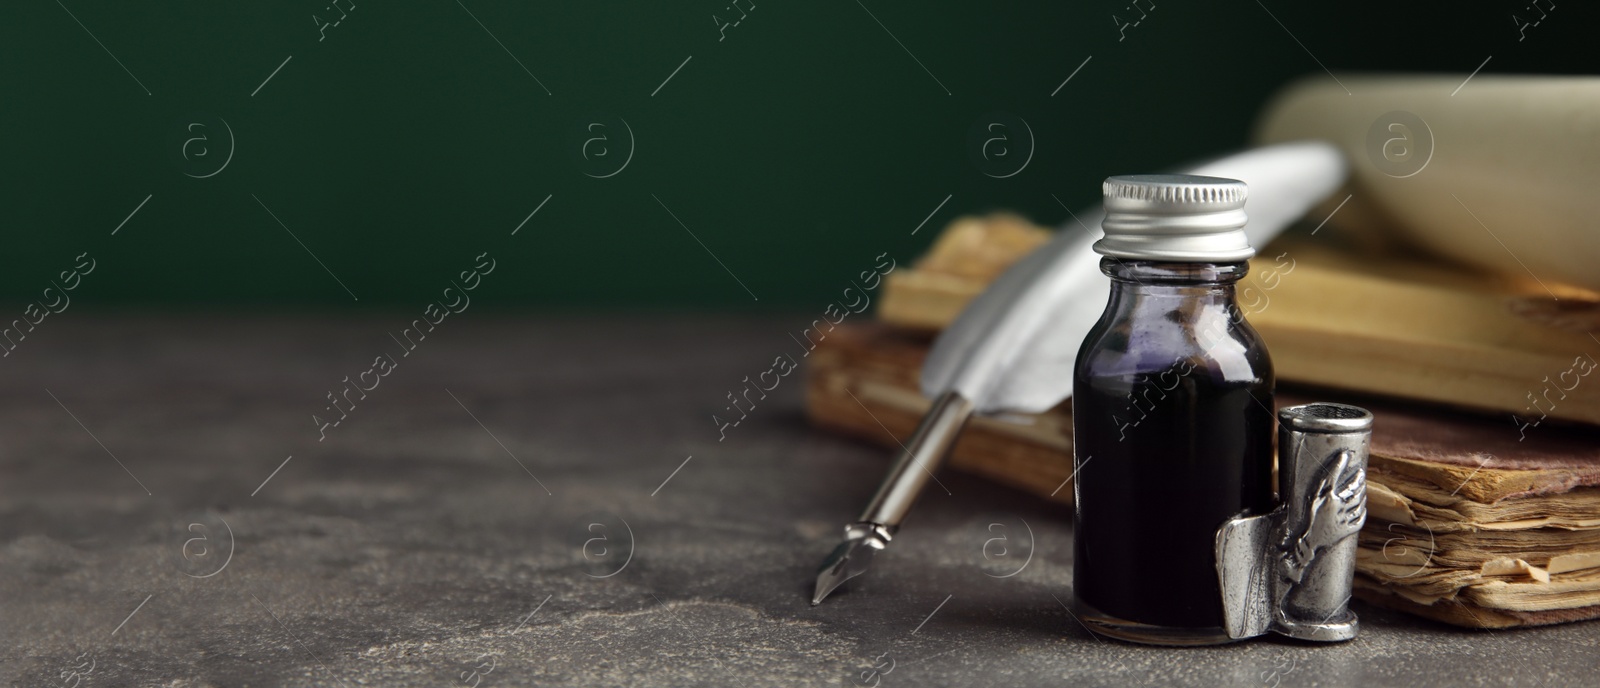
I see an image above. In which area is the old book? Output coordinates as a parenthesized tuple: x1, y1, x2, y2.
(806, 321, 1600, 628)
(877, 213, 1053, 332)
(877, 215, 1600, 426)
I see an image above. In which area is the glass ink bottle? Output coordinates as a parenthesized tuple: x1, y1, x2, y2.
(1071, 174, 1275, 645)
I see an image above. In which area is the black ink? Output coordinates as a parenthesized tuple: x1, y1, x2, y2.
(1073, 259, 1275, 632)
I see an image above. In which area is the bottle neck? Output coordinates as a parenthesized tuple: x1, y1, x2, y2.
(1101, 258, 1248, 289)
(1099, 258, 1249, 327)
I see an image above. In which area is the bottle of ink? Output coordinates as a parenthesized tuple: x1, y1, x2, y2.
(1071, 174, 1276, 645)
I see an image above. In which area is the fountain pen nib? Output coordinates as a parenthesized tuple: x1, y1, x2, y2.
(812, 523, 893, 605)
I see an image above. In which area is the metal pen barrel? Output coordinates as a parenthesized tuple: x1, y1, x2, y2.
(858, 391, 974, 527)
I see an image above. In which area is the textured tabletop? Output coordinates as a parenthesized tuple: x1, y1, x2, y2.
(4, 315, 1596, 687)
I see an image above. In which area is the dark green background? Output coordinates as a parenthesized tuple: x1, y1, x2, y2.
(1, 1, 1589, 309)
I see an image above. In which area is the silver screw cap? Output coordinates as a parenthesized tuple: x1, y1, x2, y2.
(1096, 174, 1255, 262)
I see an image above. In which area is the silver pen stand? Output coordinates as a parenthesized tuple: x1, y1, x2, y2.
(1216, 402, 1372, 642)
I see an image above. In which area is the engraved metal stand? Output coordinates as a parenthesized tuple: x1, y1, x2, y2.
(1215, 402, 1372, 642)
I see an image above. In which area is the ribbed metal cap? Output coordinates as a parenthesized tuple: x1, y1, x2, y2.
(1096, 174, 1255, 262)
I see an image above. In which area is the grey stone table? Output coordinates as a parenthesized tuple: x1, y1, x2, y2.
(4, 315, 1596, 687)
